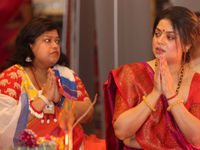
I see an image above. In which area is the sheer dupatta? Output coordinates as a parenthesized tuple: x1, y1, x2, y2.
(104, 62, 200, 150)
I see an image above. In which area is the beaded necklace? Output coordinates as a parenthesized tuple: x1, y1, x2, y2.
(155, 60, 184, 94)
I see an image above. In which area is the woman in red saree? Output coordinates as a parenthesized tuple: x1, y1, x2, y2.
(104, 6, 200, 150)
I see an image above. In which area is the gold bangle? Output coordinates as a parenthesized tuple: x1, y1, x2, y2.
(167, 99, 184, 111)
(142, 96, 156, 112)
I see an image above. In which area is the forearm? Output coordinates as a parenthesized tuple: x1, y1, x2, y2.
(113, 91, 160, 140)
(169, 99, 200, 146)
(27, 98, 46, 122)
(74, 99, 94, 123)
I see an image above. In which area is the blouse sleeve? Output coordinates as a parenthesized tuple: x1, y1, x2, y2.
(73, 73, 90, 102)
(0, 65, 22, 101)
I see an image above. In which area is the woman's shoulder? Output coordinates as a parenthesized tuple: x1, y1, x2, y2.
(187, 68, 200, 95)
(192, 71, 200, 83)
(111, 62, 148, 74)
(186, 66, 200, 82)
(1, 64, 23, 75)
(0, 64, 23, 100)
(53, 64, 76, 82)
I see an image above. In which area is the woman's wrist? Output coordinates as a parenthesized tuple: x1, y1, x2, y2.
(164, 89, 177, 99)
(39, 95, 50, 105)
(166, 93, 177, 101)
(53, 94, 62, 103)
(150, 89, 161, 101)
(167, 96, 180, 105)
(54, 97, 62, 106)
(31, 99, 46, 113)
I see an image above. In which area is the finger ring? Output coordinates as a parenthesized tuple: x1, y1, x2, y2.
(165, 72, 167, 75)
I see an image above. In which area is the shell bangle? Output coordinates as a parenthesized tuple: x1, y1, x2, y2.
(39, 95, 50, 105)
(143, 96, 156, 112)
(167, 99, 184, 111)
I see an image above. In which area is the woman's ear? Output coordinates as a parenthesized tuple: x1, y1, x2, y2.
(185, 44, 192, 51)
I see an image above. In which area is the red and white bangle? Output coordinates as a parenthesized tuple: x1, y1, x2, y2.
(39, 95, 50, 105)
(29, 100, 44, 118)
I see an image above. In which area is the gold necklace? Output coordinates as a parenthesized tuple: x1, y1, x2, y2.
(155, 60, 184, 94)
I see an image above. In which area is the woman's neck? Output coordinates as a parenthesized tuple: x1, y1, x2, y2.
(30, 65, 48, 90)
(168, 63, 183, 75)
(31, 65, 48, 77)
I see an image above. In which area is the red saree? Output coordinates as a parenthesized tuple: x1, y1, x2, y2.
(103, 62, 200, 150)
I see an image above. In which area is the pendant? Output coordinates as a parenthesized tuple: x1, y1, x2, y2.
(53, 115, 57, 122)
(47, 115, 50, 124)
(41, 118, 44, 124)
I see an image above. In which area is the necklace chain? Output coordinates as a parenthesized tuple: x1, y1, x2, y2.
(155, 60, 184, 95)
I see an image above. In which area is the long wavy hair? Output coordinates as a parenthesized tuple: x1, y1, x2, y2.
(153, 6, 200, 63)
(1, 17, 69, 71)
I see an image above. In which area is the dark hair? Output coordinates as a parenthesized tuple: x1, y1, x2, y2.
(1, 17, 69, 71)
(153, 6, 200, 63)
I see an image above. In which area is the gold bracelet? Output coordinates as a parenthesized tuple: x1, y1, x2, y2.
(142, 96, 156, 112)
(167, 99, 184, 111)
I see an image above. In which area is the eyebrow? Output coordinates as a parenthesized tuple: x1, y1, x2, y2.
(156, 28, 178, 34)
(43, 35, 60, 38)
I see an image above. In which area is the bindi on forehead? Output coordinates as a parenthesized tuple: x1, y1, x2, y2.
(156, 28, 177, 34)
